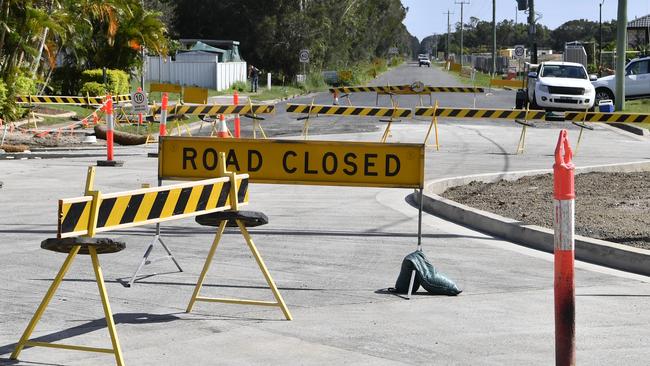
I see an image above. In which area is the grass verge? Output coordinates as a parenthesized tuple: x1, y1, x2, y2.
(624, 99, 650, 131)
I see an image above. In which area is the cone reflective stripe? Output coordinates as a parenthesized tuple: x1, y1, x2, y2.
(333, 89, 339, 105)
(217, 114, 229, 138)
(160, 92, 168, 136)
(553, 129, 575, 366)
(105, 96, 114, 161)
(233, 91, 240, 138)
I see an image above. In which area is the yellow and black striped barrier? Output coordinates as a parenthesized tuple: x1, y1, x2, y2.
(564, 111, 650, 123)
(415, 107, 546, 120)
(329, 85, 484, 94)
(58, 175, 249, 238)
(151, 104, 275, 116)
(16, 94, 132, 105)
(286, 103, 411, 118)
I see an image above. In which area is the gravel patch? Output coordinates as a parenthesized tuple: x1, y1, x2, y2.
(442, 171, 650, 250)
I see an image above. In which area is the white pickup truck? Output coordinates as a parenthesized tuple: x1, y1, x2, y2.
(523, 61, 597, 111)
(592, 56, 650, 104)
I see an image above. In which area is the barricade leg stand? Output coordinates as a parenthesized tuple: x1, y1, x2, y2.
(406, 187, 425, 300)
(515, 104, 534, 155)
(344, 93, 352, 106)
(247, 98, 268, 139)
(572, 108, 593, 157)
(379, 100, 400, 143)
(186, 156, 291, 320)
(423, 100, 440, 150)
(127, 179, 183, 287)
(300, 99, 316, 140)
(11, 167, 126, 365)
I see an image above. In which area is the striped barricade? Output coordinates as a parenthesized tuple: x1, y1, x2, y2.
(58, 175, 249, 238)
(563, 111, 650, 123)
(286, 103, 411, 142)
(150, 104, 275, 116)
(415, 107, 546, 121)
(16, 94, 132, 105)
(329, 85, 484, 94)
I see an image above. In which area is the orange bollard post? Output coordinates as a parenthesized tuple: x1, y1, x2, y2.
(234, 90, 240, 138)
(97, 96, 124, 167)
(160, 92, 168, 136)
(553, 129, 576, 366)
(137, 87, 143, 126)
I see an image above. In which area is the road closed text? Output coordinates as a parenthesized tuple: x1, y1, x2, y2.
(160, 137, 424, 188)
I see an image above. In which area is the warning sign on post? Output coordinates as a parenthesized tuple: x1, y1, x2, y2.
(131, 90, 148, 113)
(159, 137, 425, 188)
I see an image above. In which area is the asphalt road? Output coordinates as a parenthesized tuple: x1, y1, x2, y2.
(1, 64, 649, 365)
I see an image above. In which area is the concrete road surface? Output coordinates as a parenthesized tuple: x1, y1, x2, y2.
(1, 64, 649, 365)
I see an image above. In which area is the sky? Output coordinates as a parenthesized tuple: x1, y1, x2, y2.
(401, 0, 650, 41)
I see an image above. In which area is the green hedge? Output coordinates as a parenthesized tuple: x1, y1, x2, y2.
(80, 69, 129, 95)
(15, 75, 37, 95)
(0, 79, 7, 118)
(79, 82, 108, 97)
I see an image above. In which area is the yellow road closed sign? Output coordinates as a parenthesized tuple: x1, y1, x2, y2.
(159, 137, 425, 188)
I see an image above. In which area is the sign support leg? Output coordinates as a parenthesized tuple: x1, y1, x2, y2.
(407, 188, 425, 300)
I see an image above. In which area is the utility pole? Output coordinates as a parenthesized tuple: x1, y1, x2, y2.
(528, 0, 537, 64)
(455, 0, 470, 67)
(443, 10, 454, 60)
(615, 0, 627, 111)
(599, 0, 605, 73)
(492, 0, 497, 76)
(140, 0, 146, 90)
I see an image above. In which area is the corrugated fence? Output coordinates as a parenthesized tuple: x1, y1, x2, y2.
(146, 56, 247, 91)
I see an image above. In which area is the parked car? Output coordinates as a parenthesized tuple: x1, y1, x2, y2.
(524, 61, 596, 111)
(418, 55, 431, 67)
(592, 56, 650, 104)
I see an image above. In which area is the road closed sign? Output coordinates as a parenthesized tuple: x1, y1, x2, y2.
(159, 137, 425, 188)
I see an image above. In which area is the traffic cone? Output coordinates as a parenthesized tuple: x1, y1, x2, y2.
(217, 114, 229, 138)
(333, 90, 339, 105)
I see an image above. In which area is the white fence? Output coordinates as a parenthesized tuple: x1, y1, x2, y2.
(146, 56, 246, 91)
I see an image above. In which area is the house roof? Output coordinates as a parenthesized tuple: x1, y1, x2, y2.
(189, 41, 226, 54)
(628, 14, 650, 28)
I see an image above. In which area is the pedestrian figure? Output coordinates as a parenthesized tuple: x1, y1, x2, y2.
(249, 65, 260, 93)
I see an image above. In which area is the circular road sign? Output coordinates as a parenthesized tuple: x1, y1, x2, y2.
(410, 81, 425, 93)
(131, 90, 148, 113)
(514, 45, 525, 58)
(299, 49, 310, 63)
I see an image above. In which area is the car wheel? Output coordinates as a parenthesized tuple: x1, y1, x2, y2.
(595, 88, 615, 105)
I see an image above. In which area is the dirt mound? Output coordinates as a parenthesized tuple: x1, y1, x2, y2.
(442, 171, 650, 249)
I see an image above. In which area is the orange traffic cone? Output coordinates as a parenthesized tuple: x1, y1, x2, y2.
(333, 90, 339, 105)
(217, 114, 229, 138)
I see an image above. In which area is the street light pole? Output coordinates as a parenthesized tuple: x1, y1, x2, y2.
(599, 0, 605, 73)
(492, 0, 496, 76)
(444, 10, 454, 60)
(528, 0, 537, 64)
(615, 0, 627, 111)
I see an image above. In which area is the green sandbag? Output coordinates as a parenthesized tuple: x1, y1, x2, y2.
(394, 251, 462, 296)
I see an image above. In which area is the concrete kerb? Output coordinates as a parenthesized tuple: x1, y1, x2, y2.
(417, 160, 650, 277)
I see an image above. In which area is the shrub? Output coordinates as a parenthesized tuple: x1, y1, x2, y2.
(80, 82, 108, 97)
(81, 69, 130, 95)
(305, 72, 326, 91)
(14, 75, 37, 95)
(230, 81, 248, 92)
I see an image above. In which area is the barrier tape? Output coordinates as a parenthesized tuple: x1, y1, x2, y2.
(415, 107, 546, 120)
(16, 94, 131, 105)
(151, 104, 275, 116)
(286, 103, 412, 118)
(329, 86, 484, 94)
(58, 175, 249, 238)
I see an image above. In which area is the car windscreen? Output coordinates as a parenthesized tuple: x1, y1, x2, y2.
(540, 65, 587, 79)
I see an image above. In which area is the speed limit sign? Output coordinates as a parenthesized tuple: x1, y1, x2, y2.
(131, 90, 148, 113)
(299, 49, 310, 63)
(514, 45, 525, 59)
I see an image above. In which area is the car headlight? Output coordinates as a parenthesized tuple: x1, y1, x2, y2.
(537, 84, 549, 93)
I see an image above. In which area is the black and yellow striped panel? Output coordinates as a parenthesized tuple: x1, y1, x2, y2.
(286, 104, 412, 118)
(415, 107, 546, 120)
(115, 94, 132, 102)
(58, 177, 249, 238)
(150, 104, 275, 116)
(15, 95, 106, 105)
(329, 85, 484, 94)
(564, 111, 650, 123)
